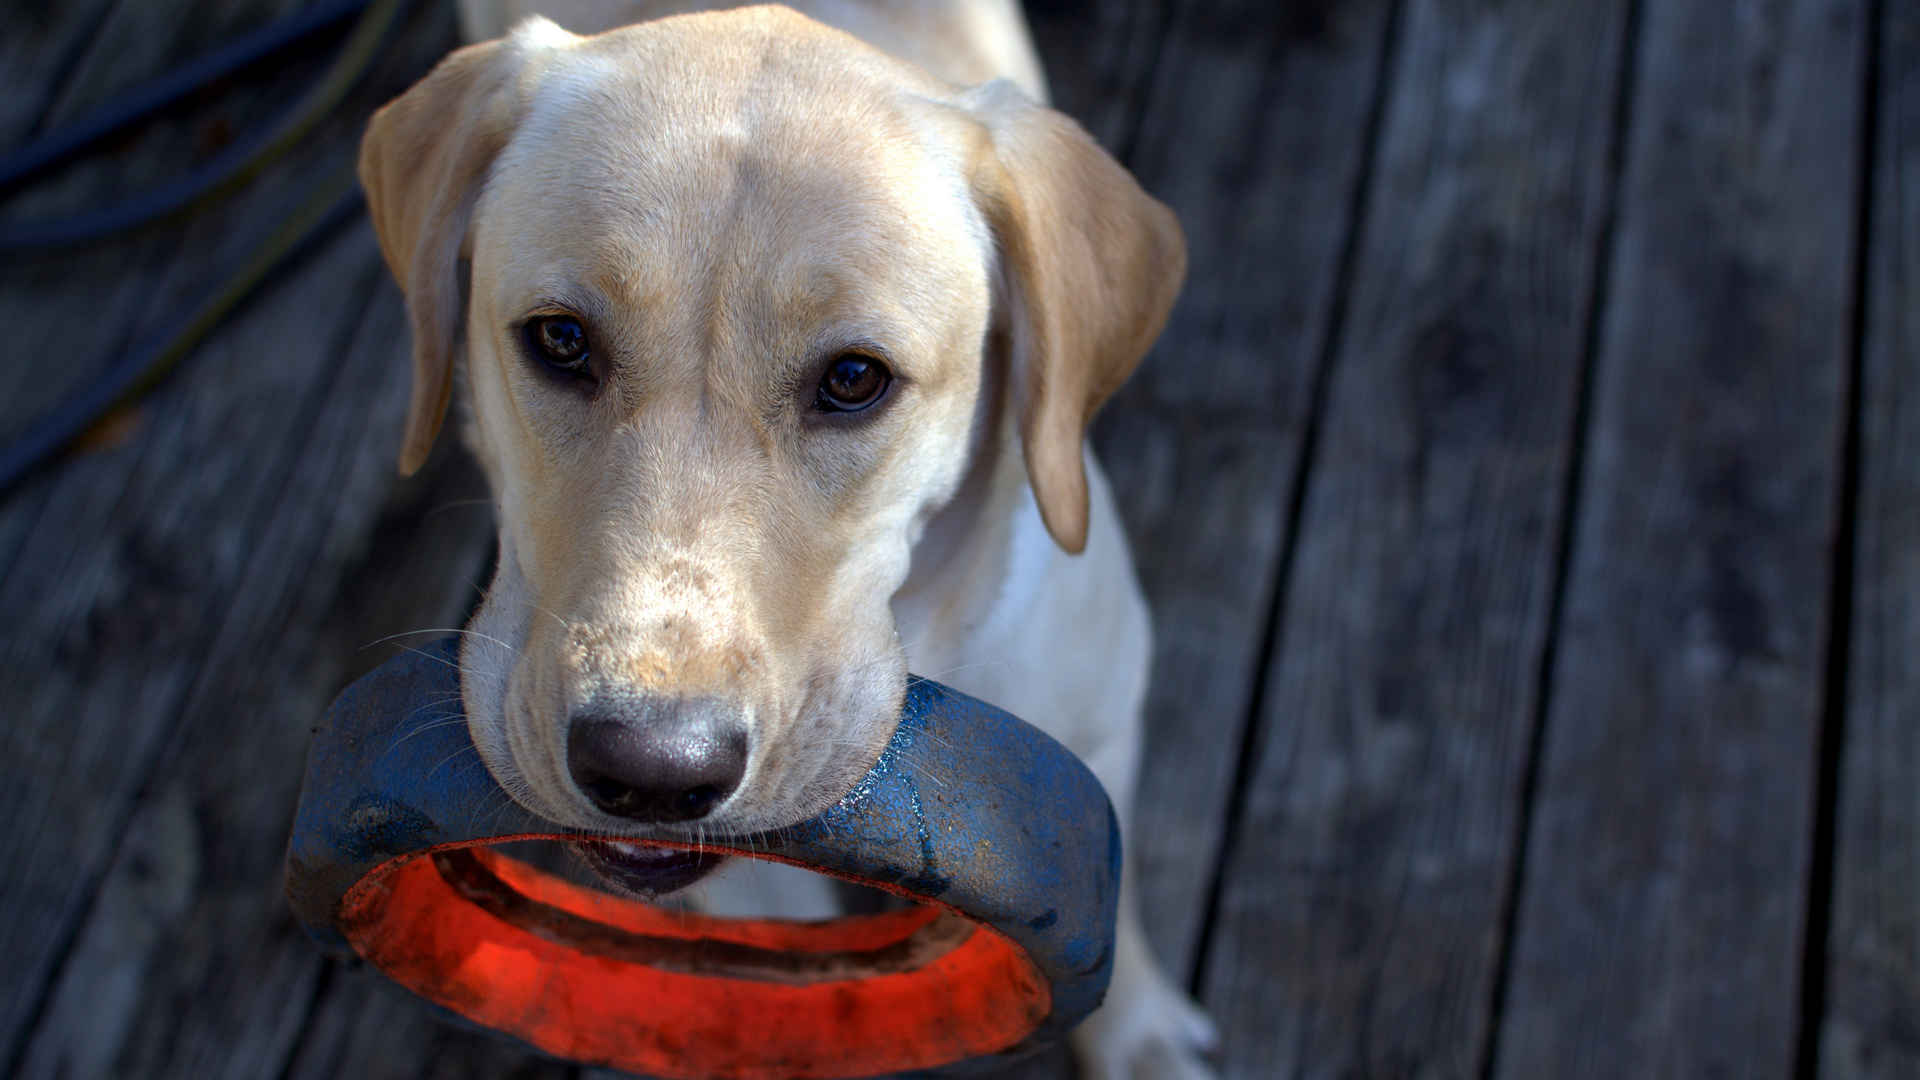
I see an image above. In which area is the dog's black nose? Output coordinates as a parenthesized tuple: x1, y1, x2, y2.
(566, 699, 747, 823)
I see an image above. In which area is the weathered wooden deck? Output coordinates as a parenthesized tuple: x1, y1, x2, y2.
(0, 0, 1913, 1076)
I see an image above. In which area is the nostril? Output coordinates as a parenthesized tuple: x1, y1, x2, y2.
(577, 769, 649, 819)
(672, 782, 725, 820)
(566, 710, 747, 824)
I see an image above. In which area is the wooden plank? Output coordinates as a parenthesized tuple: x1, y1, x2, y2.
(15, 1, 566, 1071)
(1196, 0, 1631, 1074)
(0, 0, 321, 584)
(1091, 0, 1398, 986)
(1023, 0, 1167, 149)
(1822, 1, 1920, 1075)
(25, 0, 327, 135)
(0, 0, 123, 144)
(0, 0, 420, 585)
(0, 3, 460, 1066)
(10, 267, 505, 1077)
(5, 0, 341, 227)
(1493, 0, 1868, 1075)
(0, 0, 344, 313)
(0, 203, 379, 1071)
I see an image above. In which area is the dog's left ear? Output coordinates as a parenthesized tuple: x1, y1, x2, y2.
(965, 81, 1186, 554)
(360, 18, 569, 475)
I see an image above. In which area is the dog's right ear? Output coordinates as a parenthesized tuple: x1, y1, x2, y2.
(961, 81, 1185, 555)
(359, 19, 568, 474)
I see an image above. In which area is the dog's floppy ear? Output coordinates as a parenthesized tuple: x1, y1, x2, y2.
(359, 19, 565, 474)
(965, 80, 1185, 554)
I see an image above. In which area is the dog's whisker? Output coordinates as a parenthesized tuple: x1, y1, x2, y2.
(385, 716, 472, 754)
(400, 694, 468, 716)
(526, 600, 572, 633)
(915, 658, 1016, 684)
(393, 710, 467, 733)
(425, 742, 481, 782)
(462, 785, 516, 837)
(363, 627, 515, 654)
(377, 642, 466, 673)
(425, 497, 495, 517)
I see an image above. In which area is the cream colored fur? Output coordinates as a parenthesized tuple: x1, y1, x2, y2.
(364, 3, 1214, 1075)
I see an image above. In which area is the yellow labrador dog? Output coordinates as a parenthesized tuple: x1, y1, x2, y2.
(362, 1, 1212, 1075)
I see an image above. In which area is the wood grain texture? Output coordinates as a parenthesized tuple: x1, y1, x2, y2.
(0, 0, 124, 144)
(0, 0, 324, 585)
(12, 267, 505, 1078)
(1090, 0, 1397, 984)
(0, 2, 466, 1069)
(1822, 2, 1920, 1076)
(1198, 1, 1630, 1074)
(0, 0, 421, 568)
(1493, 0, 1868, 1075)
(1024, 0, 1167, 151)
(0, 0, 1897, 1076)
(0, 214, 380, 1069)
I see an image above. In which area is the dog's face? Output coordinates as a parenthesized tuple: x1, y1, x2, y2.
(455, 20, 996, 836)
(360, 8, 1182, 854)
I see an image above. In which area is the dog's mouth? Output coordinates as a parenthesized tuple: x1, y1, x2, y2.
(575, 840, 726, 897)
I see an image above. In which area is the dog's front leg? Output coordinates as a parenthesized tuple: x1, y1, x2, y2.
(1069, 720, 1220, 1080)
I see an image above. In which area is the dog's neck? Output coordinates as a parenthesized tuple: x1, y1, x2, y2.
(892, 397, 1058, 685)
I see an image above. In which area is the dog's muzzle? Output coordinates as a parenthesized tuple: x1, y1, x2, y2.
(284, 638, 1121, 1079)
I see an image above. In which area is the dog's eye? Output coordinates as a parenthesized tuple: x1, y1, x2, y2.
(524, 315, 592, 378)
(816, 353, 891, 412)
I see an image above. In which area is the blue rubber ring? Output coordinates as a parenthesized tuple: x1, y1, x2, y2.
(285, 636, 1118, 1076)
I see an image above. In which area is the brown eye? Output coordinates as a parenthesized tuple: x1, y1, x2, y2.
(816, 353, 891, 412)
(524, 315, 591, 378)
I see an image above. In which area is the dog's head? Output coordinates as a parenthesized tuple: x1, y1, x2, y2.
(360, 7, 1182, 855)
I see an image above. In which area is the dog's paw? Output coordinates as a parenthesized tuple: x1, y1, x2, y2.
(1070, 971, 1218, 1080)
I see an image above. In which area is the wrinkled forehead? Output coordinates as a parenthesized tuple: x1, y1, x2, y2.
(474, 34, 990, 338)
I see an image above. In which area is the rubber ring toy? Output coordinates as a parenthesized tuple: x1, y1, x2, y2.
(285, 637, 1119, 1079)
